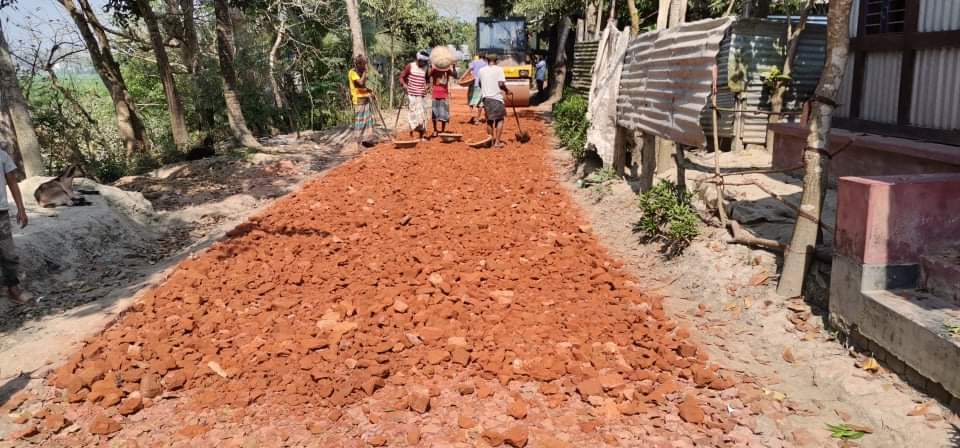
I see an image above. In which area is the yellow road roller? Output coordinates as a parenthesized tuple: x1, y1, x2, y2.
(476, 17, 532, 107)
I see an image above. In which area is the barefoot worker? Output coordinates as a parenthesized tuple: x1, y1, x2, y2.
(348, 55, 375, 149)
(428, 46, 457, 138)
(0, 149, 28, 304)
(477, 53, 510, 148)
(467, 54, 487, 124)
(399, 50, 430, 139)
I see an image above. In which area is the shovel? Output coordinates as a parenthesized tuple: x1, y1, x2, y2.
(507, 92, 531, 143)
(387, 94, 419, 148)
(369, 93, 389, 130)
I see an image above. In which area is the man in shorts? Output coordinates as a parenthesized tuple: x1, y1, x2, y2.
(467, 54, 487, 124)
(348, 55, 375, 149)
(399, 50, 430, 139)
(429, 63, 457, 137)
(477, 53, 510, 148)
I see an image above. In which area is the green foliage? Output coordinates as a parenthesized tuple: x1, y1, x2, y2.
(552, 93, 589, 160)
(761, 66, 793, 89)
(579, 167, 618, 201)
(635, 180, 700, 256)
(15, 0, 470, 181)
(944, 323, 960, 337)
(585, 167, 617, 184)
(826, 424, 867, 440)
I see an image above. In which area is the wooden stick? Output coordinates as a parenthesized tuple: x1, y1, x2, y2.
(710, 69, 786, 253)
(717, 165, 804, 177)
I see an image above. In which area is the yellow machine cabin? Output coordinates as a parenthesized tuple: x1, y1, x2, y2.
(476, 17, 532, 107)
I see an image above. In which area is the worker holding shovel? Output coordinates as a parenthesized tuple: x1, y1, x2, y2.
(477, 53, 510, 148)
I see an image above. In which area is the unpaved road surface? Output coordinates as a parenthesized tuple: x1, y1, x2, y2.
(6, 92, 774, 447)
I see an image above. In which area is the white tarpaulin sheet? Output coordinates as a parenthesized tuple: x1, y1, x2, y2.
(585, 26, 631, 165)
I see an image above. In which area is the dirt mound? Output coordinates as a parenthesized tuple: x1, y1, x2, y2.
(26, 92, 748, 446)
(5, 178, 156, 299)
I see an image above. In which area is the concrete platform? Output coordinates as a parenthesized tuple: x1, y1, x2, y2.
(922, 250, 960, 305)
(830, 174, 960, 400)
(831, 255, 960, 398)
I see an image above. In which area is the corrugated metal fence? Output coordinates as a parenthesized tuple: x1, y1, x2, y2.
(919, 0, 960, 32)
(702, 19, 826, 147)
(835, 0, 960, 142)
(911, 47, 960, 130)
(571, 41, 600, 94)
(617, 17, 735, 148)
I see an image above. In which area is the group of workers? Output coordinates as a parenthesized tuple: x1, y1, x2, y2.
(348, 50, 546, 149)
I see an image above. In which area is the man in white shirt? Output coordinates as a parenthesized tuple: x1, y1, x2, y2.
(0, 150, 28, 304)
(477, 54, 510, 148)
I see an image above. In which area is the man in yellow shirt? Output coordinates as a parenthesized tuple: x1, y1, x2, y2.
(348, 55, 375, 149)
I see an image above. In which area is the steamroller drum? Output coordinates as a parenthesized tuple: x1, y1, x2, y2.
(505, 82, 530, 107)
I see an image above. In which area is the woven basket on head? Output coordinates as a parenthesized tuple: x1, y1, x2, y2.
(430, 46, 456, 70)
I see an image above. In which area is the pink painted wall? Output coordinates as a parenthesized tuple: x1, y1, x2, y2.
(835, 174, 960, 265)
(771, 124, 960, 179)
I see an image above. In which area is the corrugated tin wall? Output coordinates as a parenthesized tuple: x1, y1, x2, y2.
(571, 41, 600, 94)
(911, 47, 960, 130)
(617, 17, 735, 148)
(919, 0, 960, 32)
(701, 19, 826, 146)
(860, 52, 902, 124)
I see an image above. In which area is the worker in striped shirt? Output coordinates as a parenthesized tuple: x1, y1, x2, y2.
(399, 50, 430, 140)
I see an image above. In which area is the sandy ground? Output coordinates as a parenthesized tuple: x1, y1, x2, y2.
(556, 150, 960, 447)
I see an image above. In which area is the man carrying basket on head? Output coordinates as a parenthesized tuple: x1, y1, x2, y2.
(428, 46, 457, 138)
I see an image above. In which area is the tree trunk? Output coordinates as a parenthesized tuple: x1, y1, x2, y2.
(269, 13, 288, 111)
(654, 0, 684, 186)
(595, 0, 604, 39)
(657, 0, 671, 30)
(0, 104, 23, 176)
(345, 0, 366, 59)
(389, 32, 396, 110)
(179, 0, 200, 74)
(135, 0, 189, 152)
(777, 0, 854, 297)
(547, 16, 573, 102)
(213, 0, 261, 149)
(766, 0, 814, 152)
(626, 0, 641, 35)
(0, 23, 43, 177)
(755, 0, 771, 18)
(585, 3, 596, 38)
(669, 0, 687, 27)
(58, 0, 152, 154)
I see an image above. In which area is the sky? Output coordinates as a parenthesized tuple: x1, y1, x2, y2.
(1, 0, 109, 53)
(430, 0, 483, 23)
(0, 0, 480, 64)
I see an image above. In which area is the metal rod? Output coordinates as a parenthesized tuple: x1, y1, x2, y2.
(708, 105, 804, 116)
